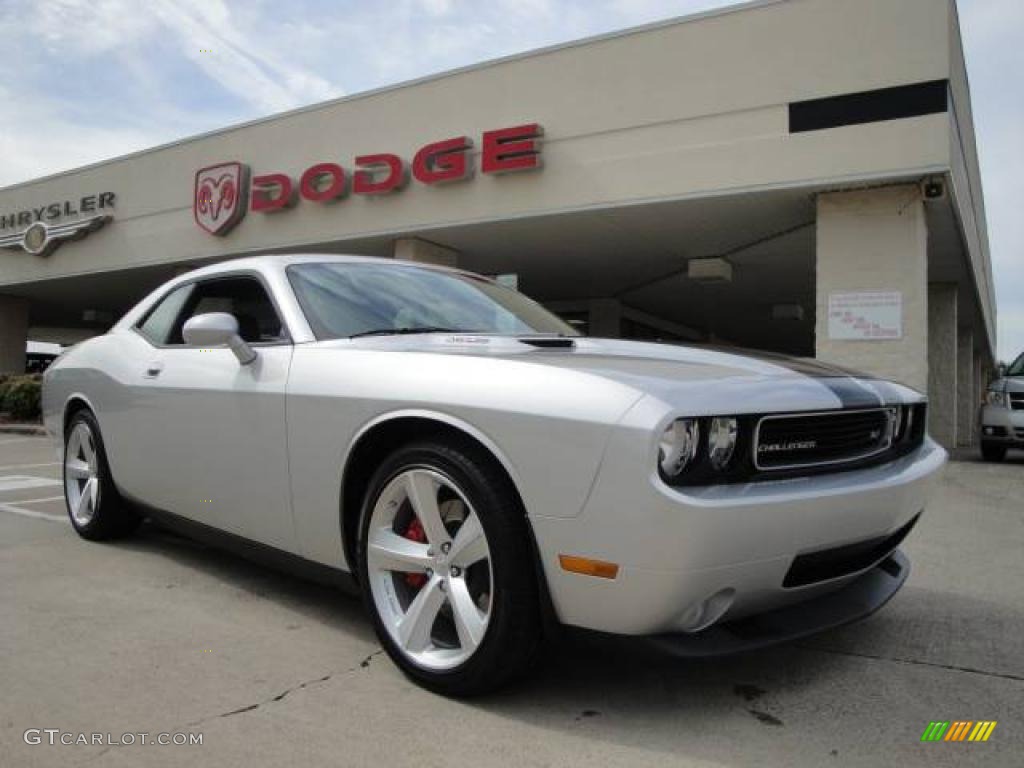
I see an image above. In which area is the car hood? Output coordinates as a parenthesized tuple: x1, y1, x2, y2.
(326, 334, 920, 410)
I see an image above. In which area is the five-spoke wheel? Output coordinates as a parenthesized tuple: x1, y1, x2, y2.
(366, 468, 493, 670)
(359, 439, 541, 695)
(63, 409, 139, 539)
(65, 420, 100, 527)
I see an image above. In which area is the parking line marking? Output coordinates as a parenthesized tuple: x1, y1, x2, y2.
(0, 462, 60, 471)
(0, 502, 67, 523)
(0, 437, 46, 445)
(0, 476, 62, 493)
(16, 496, 66, 505)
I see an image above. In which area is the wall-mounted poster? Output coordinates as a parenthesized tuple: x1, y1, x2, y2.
(827, 291, 902, 340)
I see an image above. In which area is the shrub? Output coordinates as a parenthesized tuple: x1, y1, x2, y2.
(2, 375, 42, 421)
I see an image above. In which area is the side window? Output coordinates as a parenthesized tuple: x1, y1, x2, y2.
(169, 277, 285, 345)
(136, 284, 194, 345)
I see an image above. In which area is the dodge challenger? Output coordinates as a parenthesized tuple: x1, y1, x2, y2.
(42, 254, 946, 695)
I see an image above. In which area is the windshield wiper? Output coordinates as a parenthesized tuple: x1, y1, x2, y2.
(348, 326, 464, 339)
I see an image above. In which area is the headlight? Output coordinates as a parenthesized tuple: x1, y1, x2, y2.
(659, 418, 699, 477)
(890, 406, 903, 441)
(707, 417, 738, 470)
(986, 389, 1007, 407)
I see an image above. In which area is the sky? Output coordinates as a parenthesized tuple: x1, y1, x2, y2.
(0, 0, 1021, 359)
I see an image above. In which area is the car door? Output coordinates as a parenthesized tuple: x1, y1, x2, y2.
(128, 274, 298, 552)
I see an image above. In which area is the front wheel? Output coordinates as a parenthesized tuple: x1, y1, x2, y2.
(980, 441, 1007, 462)
(357, 439, 541, 696)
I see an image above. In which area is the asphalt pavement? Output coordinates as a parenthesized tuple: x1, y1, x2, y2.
(1, 434, 1021, 767)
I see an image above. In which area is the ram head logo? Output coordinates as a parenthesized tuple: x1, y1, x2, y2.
(194, 162, 248, 236)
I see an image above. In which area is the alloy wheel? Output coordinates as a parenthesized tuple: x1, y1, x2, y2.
(366, 468, 493, 671)
(65, 422, 100, 526)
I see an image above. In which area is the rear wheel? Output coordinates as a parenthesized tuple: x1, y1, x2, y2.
(981, 441, 1007, 462)
(358, 439, 541, 696)
(63, 410, 139, 540)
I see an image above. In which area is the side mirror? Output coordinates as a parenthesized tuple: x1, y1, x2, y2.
(182, 312, 257, 365)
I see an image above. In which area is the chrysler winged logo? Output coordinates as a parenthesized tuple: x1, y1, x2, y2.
(0, 215, 111, 257)
(194, 162, 248, 236)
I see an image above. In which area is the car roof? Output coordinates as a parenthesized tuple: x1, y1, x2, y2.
(178, 253, 466, 281)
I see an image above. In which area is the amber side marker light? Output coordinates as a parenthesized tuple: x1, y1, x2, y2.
(559, 554, 620, 579)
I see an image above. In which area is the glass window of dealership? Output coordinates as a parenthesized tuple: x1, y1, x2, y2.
(0, 0, 996, 450)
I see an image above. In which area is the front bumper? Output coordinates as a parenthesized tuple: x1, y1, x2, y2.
(646, 549, 908, 656)
(980, 404, 1024, 445)
(531, 432, 946, 637)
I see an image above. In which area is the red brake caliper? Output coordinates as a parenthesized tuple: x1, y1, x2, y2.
(402, 517, 428, 589)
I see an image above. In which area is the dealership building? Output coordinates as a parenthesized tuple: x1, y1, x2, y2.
(0, 0, 996, 449)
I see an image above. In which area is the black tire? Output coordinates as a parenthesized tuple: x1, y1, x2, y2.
(63, 409, 140, 540)
(357, 438, 542, 696)
(980, 442, 1007, 462)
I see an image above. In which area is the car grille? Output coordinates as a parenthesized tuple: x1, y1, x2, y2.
(783, 513, 920, 587)
(754, 408, 894, 470)
(1010, 393, 1024, 411)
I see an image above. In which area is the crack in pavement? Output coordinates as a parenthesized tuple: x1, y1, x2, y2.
(796, 643, 1024, 682)
(205, 649, 386, 723)
(78, 649, 385, 766)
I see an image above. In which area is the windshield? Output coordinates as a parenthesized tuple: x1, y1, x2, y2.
(1007, 352, 1024, 377)
(287, 262, 578, 340)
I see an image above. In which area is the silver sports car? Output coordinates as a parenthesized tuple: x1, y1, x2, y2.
(42, 254, 946, 695)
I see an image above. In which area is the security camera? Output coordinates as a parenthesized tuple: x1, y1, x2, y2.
(922, 178, 945, 200)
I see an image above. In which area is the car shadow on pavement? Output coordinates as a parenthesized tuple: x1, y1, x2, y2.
(457, 585, 1024, 764)
(114, 520, 377, 642)
(98, 515, 1021, 765)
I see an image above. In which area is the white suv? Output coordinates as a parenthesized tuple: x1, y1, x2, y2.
(980, 352, 1024, 461)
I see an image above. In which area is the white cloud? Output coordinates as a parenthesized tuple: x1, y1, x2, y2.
(0, 85, 168, 188)
(148, 0, 342, 112)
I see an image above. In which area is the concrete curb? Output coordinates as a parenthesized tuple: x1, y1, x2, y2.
(0, 424, 46, 436)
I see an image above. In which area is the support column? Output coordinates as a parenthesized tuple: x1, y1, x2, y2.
(956, 327, 975, 447)
(928, 283, 958, 449)
(393, 237, 459, 267)
(973, 347, 985, 446)
(0, 295, 29, 375)
(588, 298, 623, 338)
(815, 185, 928, 392)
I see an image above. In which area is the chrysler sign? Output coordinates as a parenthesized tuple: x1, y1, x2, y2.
(194, 124, 543, 236)
(0, 192, 115, 257)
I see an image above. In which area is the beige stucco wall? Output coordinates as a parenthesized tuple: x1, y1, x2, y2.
(928, 283, 959, 448)
(815, 185, 930, 393)
(956, 326, 975, 446)
(0, 0, 951, 291)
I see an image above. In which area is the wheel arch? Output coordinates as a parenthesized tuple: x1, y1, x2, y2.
(340, 410, 561, 634)
(340, 411, 522, 566)
(62, 393, 100, 445)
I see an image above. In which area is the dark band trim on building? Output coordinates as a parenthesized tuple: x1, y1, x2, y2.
(789, 79, 949, 133)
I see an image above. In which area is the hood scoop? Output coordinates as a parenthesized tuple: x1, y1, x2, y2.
(518, 337, 575, 349)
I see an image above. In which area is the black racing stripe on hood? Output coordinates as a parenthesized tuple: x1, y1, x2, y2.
(818, 377, 886, 408)
(703, 346, 894, 407)
(704, 346, 870, 379)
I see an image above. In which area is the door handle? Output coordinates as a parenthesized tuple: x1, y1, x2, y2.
(144, 362, 164, 378)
